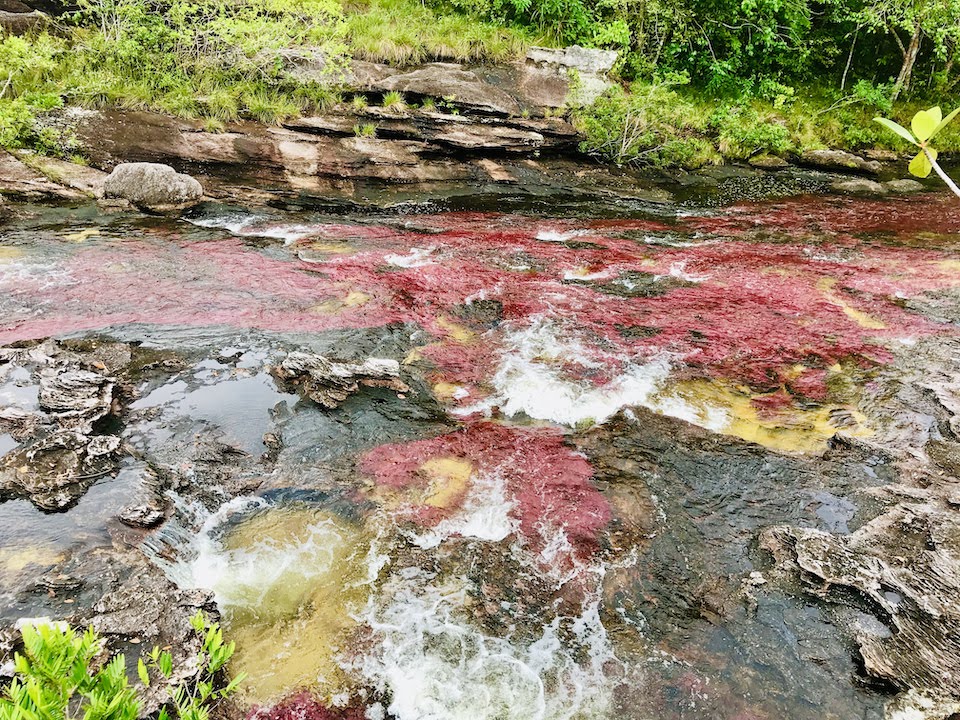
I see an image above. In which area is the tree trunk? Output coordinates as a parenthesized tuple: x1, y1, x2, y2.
(892, 27, 922, 101)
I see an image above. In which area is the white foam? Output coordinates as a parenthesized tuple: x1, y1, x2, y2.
(384, 247, 438, 268)
(410, 471, 518, 550)
(562, 268, 616, 282)
(535, 229, 590, 243)
(351, 575, 616, 720)
(658, 261, 709, 283)
(459, 318, 731, 431)
(461, 320, 670, 426)
(187, 214, 317, 244)
(143, 494, 349, 613)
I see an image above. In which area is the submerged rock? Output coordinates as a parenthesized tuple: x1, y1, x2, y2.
(831, 178, 887, 195)
(0, 431, 121, 510)
(761, 498, 960, 712)
(271, 351, 409, 409)
(103, 162, 203, 213)
(884, 178, 925, 194)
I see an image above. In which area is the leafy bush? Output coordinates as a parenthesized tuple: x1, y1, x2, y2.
(710, 104, 793, 158)
(0, 622, 138, 720)
(574, 74, 715, 166)
(875, 105, 960, 197)
(0, 612, 244, 720)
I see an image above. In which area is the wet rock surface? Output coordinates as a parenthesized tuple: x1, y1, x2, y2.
(1, 187, 959, 719)
(800, 148, 883, 176)
(271, 351, 409, 409)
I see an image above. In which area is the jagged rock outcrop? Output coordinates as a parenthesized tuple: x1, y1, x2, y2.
(271, 351, 408, 408)
(761, 497, 960, 715)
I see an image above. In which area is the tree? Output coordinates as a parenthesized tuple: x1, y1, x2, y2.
(855, 0, 960, 100)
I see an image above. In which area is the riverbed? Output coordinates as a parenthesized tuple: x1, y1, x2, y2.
(2, 185, 959, 720)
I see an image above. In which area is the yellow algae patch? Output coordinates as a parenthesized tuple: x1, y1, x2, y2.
(657, 379, 872, 454)
(432, 381, 462, 400)
(213, 506, 370, 704)
(310, 291, 371, 314)
(817, 277, 886, 330)
(402, 347, 425, 365)
(420, 457, 473, 509)
(935, 259, 960, 275)
(0, 546, 64, 574)
(435, 317, 476, 343)
(304, 241, 354, 255)
(65, 228, 102, 243)
(0, 246, 22, 262)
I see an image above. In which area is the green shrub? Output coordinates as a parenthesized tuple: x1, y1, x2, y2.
(0, 613, 244, 720)
(573, 75, 713, 166)
(710, 104, 793, 158)
(0, 622, 138, 720)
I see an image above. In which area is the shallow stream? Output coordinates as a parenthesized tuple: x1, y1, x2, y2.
(2, 186, 959, 719)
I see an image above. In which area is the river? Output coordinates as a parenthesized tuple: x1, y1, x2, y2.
(1, 186, 959, 720)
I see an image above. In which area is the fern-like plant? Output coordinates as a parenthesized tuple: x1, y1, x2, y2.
(0, 612, 244, 720)
(0, 622, 139, 720)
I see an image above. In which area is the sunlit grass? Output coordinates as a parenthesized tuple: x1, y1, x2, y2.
(343, 0, 534, 64)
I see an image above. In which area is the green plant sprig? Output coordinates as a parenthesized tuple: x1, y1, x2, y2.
(0, 613, 244, 720)
(874, 106, 960, 199)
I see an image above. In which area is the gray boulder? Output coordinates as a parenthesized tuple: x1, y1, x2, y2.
(800, 149, 882, 176)
(103, 162, 203, 212)
(524, 46, 618, 107)
(883, 178, 925, 194)
(525, 46, 618, 74)
(830, 177, 886, 195)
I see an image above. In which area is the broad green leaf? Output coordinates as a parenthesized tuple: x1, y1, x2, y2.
(874, 117, 917, 145)
(912, 108, 941, 142)
(909, 148, 936, 178)
(930, 107, 960, 140)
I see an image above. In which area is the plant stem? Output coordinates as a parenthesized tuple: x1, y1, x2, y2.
(924, 147, 960, 199)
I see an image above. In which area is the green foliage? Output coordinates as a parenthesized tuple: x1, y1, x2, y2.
(140, 611, 245, 720)
(573, 75, 717, 166)
(0, 613, 244, 720)
(353, 122, 376, 136)
(343, 0, 529, 64)
(710, 104, 793, 158)
(0, 622, 139, 720)
(382, 90, 405, 108)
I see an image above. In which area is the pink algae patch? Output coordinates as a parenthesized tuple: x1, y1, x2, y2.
(2, 200, 958, 401)
(359, 422, 611, 566)
(684, 193, 960, 237)
(246, 692, 366, 720)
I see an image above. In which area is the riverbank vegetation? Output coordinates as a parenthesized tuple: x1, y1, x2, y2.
(0, 613, 243, 720)
(0, 0, 958, 167)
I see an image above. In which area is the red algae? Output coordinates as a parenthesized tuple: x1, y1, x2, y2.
(359, 422, 611, 566)
(2, 201, 958, 404)
(246, 692, 366, 720)
(684, 193, 960, 237)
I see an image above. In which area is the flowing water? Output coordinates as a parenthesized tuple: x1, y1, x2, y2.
(2, 186, 960, 720)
